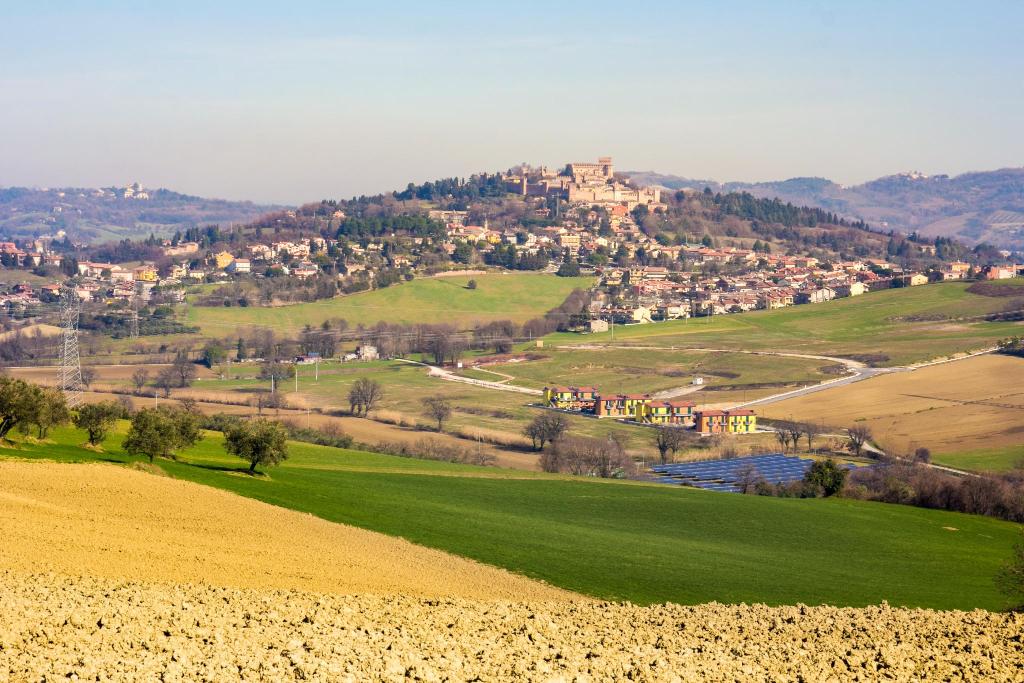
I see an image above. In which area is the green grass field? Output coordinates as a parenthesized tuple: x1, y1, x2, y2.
(545, 283, 1024, 366)
(933, 445, 1024, 472)
(184, 273, 594, 336)
(490, 348, 837, 395)
(3, 425, 1020, 610)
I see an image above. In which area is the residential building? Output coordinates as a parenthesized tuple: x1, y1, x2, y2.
(637, 400, 695, 425)
(543, 386, 598, 411)
(595, 394, 650, 418)
(694, 409, 758, 434)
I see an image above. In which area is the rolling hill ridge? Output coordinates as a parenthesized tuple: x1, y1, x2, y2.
(627, 167, 1024, 250)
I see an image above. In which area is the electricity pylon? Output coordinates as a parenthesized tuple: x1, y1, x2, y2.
(58, 286, 84, 407)
(129, 299, 139, 339)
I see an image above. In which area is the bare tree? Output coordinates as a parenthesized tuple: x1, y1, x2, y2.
(774, 429, 789, 453)
(172, 352, 197, 387)
(655, 425, 686, 464)
(549, 434, 634, 478)
(785, 422, 804, 452)
(848, 425, 873, 457)
(131, 367, 150, 395)
(348, 378, 384, 416)
(80, 366, 96, 389)
(736, 463, 764, 494)
(803, 422, 823, 452)
(422, 396, 452, 432)
(523, 412, 568, 451)
(428, 328, 454, 365)
(155, 368, 176, 398)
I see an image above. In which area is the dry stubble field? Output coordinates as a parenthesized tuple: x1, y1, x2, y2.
(761, 354, 1024, 459)
(1, 460, 1022, 680)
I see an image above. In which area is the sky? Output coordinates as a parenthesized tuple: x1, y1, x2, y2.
(1, 1, 1022, 204)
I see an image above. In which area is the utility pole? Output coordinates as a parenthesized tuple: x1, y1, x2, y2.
(294, 365, 298, 393)
(58, 286, 84, 408)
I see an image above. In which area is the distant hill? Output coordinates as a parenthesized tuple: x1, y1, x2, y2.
(0, 185, 284, 244)
(626, 168, 1024, 250)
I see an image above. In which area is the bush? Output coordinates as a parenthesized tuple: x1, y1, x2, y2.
(803, 459, 848, 497)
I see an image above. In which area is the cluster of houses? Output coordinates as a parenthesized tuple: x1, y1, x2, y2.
(584, 257, 1024, 326)
(0, 240, 65, 270)
(542, 385, 757, 435)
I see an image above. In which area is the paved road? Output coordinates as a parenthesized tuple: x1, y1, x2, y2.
(559, 343, 997, 410)
(404, 344, 997, 408)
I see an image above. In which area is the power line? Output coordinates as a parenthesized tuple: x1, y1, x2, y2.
(58, 286, 84, 408)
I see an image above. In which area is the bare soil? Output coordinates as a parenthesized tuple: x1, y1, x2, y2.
(2, 573, 1021, 681)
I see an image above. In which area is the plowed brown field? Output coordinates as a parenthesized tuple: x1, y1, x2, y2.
(2, 573, 1021, 681)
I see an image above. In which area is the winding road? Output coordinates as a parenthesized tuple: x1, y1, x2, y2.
(400, 343, 998, 412)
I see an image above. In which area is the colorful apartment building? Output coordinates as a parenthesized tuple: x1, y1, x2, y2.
(543, 386, 598, 412)
(637, 399, 695, 425)
(694, 409, 758, 434)
(594, 393, 650, 418)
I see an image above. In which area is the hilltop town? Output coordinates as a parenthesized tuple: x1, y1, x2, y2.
(0, 157, 1020, 329)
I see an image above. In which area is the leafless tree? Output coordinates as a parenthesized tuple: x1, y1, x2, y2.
(422, 395, 452, 432)
(172, 352, 197, 387)
(155, 368, 176, 398)
(736, 463, 764, 494)
(785, 422, 804, 452)
(523, 412, 568, 451)
(131, 367, 149, 395)
(803, 422, 823, 452)
(80, 366, 96, 389)
(655, 426, 687, 464)
(548, 434, 634, 478)
(848, 425, 873, 457)
(347, 378, 383, 416)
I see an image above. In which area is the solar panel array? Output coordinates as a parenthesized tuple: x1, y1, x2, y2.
(649, 453, 858, 493)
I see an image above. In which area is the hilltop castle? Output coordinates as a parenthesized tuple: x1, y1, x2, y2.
(502, 156, 663, 211)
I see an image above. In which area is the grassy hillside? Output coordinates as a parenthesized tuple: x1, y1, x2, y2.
(548, 283, 1024, 366)
(185, 273, 594, 336)
(4, 425, 1019, 610)
(490, 347, 836, 396)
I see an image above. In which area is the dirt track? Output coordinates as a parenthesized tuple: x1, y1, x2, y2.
(2, 461, 1022, 681)
(0, 461, 569, 601)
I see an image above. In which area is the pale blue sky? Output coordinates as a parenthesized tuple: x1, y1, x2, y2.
(1, 1, 1021, 203)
